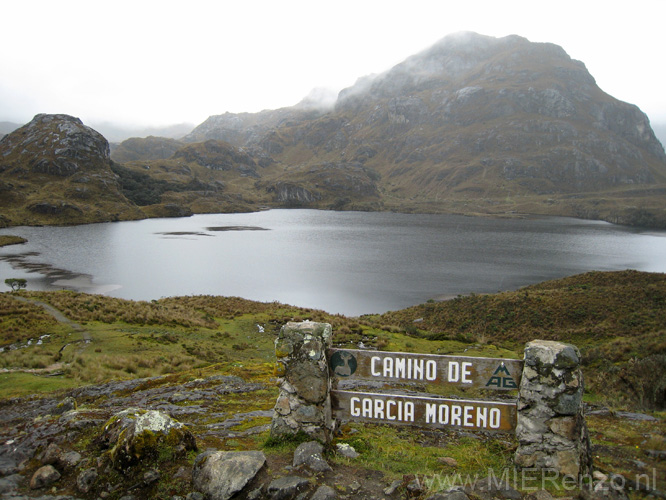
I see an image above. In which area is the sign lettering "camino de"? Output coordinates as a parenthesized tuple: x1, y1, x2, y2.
(328, 349, 523, 432)
(328, 349, 523, 389)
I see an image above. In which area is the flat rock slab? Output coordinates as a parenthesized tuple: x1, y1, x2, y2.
(192, 450, 266, 500)
(266, 476, 310, 500)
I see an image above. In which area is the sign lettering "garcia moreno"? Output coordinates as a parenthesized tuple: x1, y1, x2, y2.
(331, 391, 517, 431)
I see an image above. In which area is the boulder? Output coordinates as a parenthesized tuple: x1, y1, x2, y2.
(335, 442, 359, 459)
(464, 476, 522, 500)
(59, 450, 82, 469)
(76, 467, 98, 493)
(293, 441, 331, 472)
(192, 450, 266, 500)
(53, 396, 77, 415)
(99, 408, 196, 470)
(39, 442, 63, 465)
(30, 464, 61, 489)
(311, 484, 338, 500)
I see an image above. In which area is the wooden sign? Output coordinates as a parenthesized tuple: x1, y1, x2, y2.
(328, 349, 523, 390)
(331, 389, 517, 432)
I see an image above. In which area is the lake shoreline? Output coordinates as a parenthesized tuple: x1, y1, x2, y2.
(1, 210, 665, 316)
(0, 235, 27, 247)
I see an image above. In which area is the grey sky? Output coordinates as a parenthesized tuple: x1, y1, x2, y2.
(1, 0, 664, 127)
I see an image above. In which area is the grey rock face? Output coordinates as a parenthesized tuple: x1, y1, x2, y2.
(52, 397, 77, 416)
(0, 114, 110, 177)
(191, 450, 266, 500)
(0, 474, 22, 495)
(268, 181, 322, 204)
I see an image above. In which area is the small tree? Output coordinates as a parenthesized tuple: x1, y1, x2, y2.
(4, 278, 27, 292)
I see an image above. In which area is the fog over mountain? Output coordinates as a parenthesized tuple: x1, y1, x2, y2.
(2, 33, 666, 229)
(90, 122, 195, 143)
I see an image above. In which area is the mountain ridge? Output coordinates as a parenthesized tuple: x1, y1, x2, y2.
(181, 32, 666, 226)
(2, 32, 666, 227)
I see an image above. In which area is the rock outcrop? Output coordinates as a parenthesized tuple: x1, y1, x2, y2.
(0, 114, 110, 177)
(0, 114, 143, 225)
(0, 369, 654, 500)
(172, 140, 262, 176)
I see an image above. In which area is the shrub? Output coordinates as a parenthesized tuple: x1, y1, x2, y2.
(617, 355, 666, 409)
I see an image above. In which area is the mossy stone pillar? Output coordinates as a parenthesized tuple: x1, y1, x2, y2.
(515, 340, 592, 477)
(270, 321, 333, 443)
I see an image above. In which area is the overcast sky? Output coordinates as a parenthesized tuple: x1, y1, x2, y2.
(2, 0, 665, 128)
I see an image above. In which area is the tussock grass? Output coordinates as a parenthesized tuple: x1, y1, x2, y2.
(2, 270, 665, 409)
(0, 293, 59, 345)
(372, 270, 666, 409)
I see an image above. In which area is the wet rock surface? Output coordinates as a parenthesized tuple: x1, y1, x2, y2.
(0, 373, 274, 499)
(0, 369, 653, 500)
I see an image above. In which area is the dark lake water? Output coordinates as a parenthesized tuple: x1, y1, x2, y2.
(1, 210, 665, 316)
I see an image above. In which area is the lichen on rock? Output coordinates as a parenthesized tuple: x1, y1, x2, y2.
(99, 408, 197, 470)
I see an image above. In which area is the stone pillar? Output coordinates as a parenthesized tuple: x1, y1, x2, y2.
(515, 340, 592, 477)
(270, 321, 333, 443)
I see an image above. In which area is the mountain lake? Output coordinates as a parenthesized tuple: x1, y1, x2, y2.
(1, 209, 665, 316)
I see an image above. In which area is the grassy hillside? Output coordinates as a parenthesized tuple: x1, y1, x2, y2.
(372, 270, 666, 409)
(0, 271, 664, 498)
(1, 270, 664, 407)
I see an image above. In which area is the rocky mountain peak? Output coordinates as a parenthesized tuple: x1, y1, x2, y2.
(336, 32, 595, 109)
(0, 113, 110, 177)
(0, 114, 146, 226)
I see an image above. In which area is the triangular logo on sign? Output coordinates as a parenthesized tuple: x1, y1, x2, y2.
(485, 362, 517, 389)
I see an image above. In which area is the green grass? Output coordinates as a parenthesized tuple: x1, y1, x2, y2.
(2, 270, 665, 410)
(332, 423, 513, 480)
(0, 372, 80, 398)
(1, 272, 665, 499)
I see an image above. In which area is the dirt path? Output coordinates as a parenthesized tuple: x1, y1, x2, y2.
(4, 295, 93, 374)
(10, 295, 91, 342)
